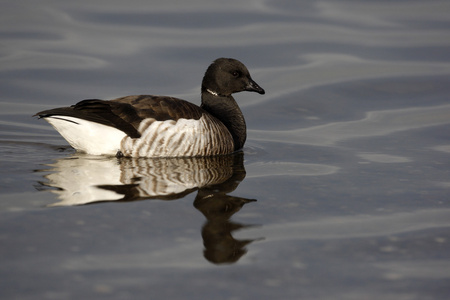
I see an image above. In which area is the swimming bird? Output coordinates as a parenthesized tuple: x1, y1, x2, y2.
(35, 58, 265, 157)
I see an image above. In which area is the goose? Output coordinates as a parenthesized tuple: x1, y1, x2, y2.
(35, 58, 265, 157)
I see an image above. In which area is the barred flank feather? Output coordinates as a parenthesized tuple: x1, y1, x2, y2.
(120, 114, 234, 157)
(118, 155, 234, 197)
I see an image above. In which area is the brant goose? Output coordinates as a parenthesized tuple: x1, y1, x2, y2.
(35, 58, 265, 157)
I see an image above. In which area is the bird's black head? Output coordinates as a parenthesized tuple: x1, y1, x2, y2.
(202, 58, 265, 97)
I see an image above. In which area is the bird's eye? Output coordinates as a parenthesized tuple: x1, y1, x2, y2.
(231, 71, 240, 77)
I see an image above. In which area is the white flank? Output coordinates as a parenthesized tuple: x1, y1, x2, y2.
(45, 114, 233, 157)
(45, 116, 126, 155)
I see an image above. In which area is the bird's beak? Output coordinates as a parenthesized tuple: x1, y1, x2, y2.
(245, 78, 265, 95)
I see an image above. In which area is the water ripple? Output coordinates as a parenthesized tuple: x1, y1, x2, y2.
(250, 104, 450, 146)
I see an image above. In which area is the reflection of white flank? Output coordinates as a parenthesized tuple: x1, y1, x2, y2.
(45, 157, 124, 206)
(250, 104, 450, 146)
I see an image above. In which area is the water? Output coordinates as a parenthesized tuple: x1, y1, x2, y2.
(1, 1, 450, 299)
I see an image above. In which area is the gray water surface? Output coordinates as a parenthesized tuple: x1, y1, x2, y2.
(1, 1, 450, 299)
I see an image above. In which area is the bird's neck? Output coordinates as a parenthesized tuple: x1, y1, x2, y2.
(200, 91, 246, 151)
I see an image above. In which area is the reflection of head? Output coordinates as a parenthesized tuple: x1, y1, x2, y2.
(204, 245, 247, 265)
(194, 193, 256, 221)
(202, 221, 255, 264)
(195, 191, 258, 264)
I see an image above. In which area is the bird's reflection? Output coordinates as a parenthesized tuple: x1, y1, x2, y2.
(37, 151, 259, 264)
(195, 190, 257, 264)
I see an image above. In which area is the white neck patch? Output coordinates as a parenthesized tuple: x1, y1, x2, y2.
(206, 89, 219, 97)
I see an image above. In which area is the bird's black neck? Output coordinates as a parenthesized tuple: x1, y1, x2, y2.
(200, 91, 246, 151)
